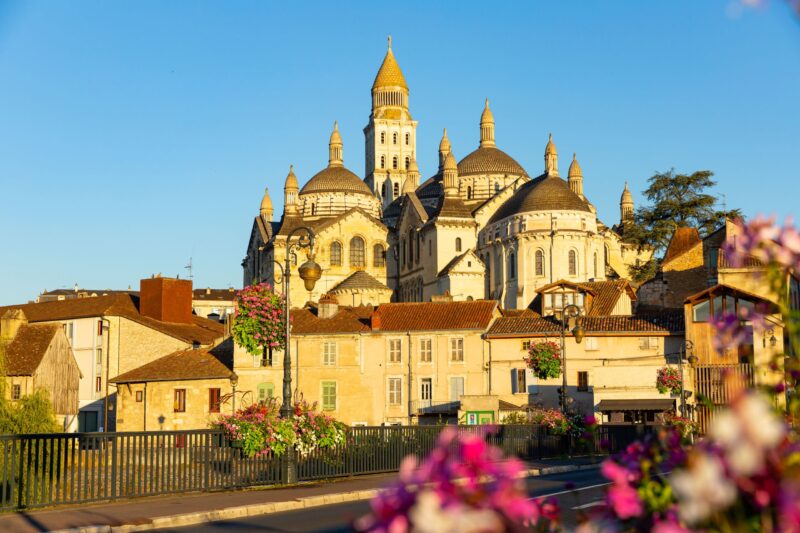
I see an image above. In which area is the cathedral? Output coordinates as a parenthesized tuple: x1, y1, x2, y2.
(243, 39, 649, 308)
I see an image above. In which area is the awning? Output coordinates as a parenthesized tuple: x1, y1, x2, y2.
(597, 399, 675, 412)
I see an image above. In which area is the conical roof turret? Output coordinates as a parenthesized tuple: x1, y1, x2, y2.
(568, 153, 582, 178)
(372, 36, 408, 90)
(479, 98, 495, 147)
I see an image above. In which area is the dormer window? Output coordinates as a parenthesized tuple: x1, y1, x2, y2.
(541, 290, 586, 317)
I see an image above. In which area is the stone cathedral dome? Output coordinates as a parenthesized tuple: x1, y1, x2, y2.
(489, 174, 591, 224)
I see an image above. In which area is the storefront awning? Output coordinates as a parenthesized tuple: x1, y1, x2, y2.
(597, 399, 675, 412)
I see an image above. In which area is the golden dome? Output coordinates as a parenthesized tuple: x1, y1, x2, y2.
(621, 182, 634, 203)
(489, 175, 591, 224)
(439, 128, 451, 153)
(443, 151, 458, 172)
(568, 153, 582, 177)
(545, 133, 557, 155)
(372, 37, 408, 90)
(457, 146, 527, 177)
(260, 187, 273, 212)
(284, 165, 298, 190)
(301, 166, 373, 196)
(480, 98, 494, 124)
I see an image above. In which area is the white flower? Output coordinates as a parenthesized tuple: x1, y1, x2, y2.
(670, 453, 736, 525)
(737, 393, 785, 449)
(409, 490, 504, 533)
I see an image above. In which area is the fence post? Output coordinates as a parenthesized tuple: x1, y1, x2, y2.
(110, 435, 118, 500)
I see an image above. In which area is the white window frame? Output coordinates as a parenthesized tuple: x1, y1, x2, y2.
(449, 337, 464, 363)
(449, 376, 465, 402)
(388, 338, 402, 363)
(323, 341, 337, 366)
(419, 338, 432, 363)
(584, 337, 599, 351)
(388, 377, 402, 406)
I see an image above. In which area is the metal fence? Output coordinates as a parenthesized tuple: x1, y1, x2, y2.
(0, 424, 647, 511)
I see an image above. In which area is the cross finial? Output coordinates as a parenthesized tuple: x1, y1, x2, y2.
(388, 35, 392, 50)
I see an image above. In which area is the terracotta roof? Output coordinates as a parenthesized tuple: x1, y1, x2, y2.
(373, 300, 498, 331)
(489, 174, 591, 224)
(486, 311, 684, 337)
(663, 227, 701, 264)
(110, 340, 234, 384)
(290, 307, 371, 335)
(0, 294, 224, 346)
(193, 288, 237, 301)
(3, 324, 60, 376)
(457, 146, 528, 178)
(330, 271, 391, 292)
(535, 279, 636, 317)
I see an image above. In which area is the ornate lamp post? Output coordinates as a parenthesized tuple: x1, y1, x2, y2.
(679, 340, 698, 419)
(278, 226, 321, 484)
(559, 304, 584, 415)
(230, 372, 239, 413)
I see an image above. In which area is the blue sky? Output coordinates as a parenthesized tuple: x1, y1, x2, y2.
(1, 1, 798, 305)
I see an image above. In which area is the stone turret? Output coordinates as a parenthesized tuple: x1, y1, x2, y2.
(283, 165, 299, 216)
(479, 99, 495, 148)
(568, 152, 583, 198)
(545, 133, 558, 176)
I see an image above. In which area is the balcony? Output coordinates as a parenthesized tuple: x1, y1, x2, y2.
(412, 399, 460, 415)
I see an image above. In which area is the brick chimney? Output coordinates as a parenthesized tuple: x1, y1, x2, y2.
(371, 308, 381, 330)
(318, 293, 339, 319)
(139, 276, 193, 324)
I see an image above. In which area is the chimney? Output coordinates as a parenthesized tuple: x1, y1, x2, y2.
(318, 293, 339, 319)
(139, 277, 193, 324)
(371, 308, 381, 330)
(0, 309, 27, 341)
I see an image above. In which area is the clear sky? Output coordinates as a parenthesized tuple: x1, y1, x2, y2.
(0, 1, 798, 305)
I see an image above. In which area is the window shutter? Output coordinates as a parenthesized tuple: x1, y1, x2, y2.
(526, 369, 538, 393)
(511, 369, 518, 393)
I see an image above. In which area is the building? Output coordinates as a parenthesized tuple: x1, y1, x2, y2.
(0, 309, 81, 430)
(0, 276, 225, 431)
(243, 39, 651, 307)
(191, 287, 237, 322)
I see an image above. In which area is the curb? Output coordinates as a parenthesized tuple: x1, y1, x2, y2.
(49, 463, 601, 533)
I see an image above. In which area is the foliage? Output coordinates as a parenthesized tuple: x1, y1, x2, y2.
(355, 427, 559, 532)
(663, 413, 696, 443)
(622, 169, 742, 282)
(216, 398, 346, 458)
(655, 366, 682, 395)
(524, 340, 562, 380)
(499, 411, 528, 424)
(528, 407, 569, 435)
(231, 283, 286, 356)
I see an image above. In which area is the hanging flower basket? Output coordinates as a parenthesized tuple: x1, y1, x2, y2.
(656, 366, 682, 395)
(524, 340, 562, 380)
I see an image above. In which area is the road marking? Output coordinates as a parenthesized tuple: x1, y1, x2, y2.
(572, 500, 604, 510)
(530, 481, 612, 499)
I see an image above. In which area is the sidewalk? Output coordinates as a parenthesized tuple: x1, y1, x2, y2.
(0, 457, 602, 533)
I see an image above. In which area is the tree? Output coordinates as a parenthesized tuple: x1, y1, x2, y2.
(231, 283, 286, 365)
(623, 169, 742, 282)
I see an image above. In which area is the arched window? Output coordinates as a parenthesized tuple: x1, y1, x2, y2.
(408, 229, 414, 265)
(593, 252, 598, 279)
(467, 186, 473, 200)
(405, 133, 410, 145)
(392, 133, 397, 145)
(311, 203, 316, 216)
(495, 182, 501, 193)
(393, 182, 399, 198)
(405, 157, 409, 170)
(535, 249, 545, 276)
(330, 242, 342, 266)
(350, 237, 365, 267)
(380, 155, 385, 169)
(373, 244, 386, 267)
(455, 237, 462, 252)
(568, 250, 578, 276)
(416, 233, 421, 264)
(392, 156, 398, 170)
(508, 253, 516, 279)
(380, 132, 385, 145)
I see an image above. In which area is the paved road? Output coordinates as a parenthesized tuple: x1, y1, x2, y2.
(157, 469, 608, 532)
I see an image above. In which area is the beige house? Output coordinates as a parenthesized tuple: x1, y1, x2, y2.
(0, 277, 225, 431)
(111, 340, 235, 432)
(192, 287, 237, 323)
(1, 309, 82, 430)
(243, 39, 651, 307)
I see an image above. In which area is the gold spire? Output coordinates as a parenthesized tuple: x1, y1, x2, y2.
(438, 128, 452, 170)
(372, 37, 408, 90)
(284, 165, 299, 215)
(621, 181, 633, 203)
(403, 159, 418, 195)
(284, 164, 298, 189)
(328, 121, 343, 167)
(568, 153, 582, 177)
(545, 133, 557, 155)
(443, 152, 458, 197)
(480, 98, 495, 148)
(544, 133, 559, 176)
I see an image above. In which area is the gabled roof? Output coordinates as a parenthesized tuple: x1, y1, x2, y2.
(486, 310, 684, 337)
(683, 283, 775, 306)
(110, 339, 234, 384)
(3, 324, 60, 376)
(0, 294, 224, 346)
(663, 227, 702, 264)
(373, 300, 498, 331)
(534, 279, 636, 317)
(330, 271, 391, 292)
(437, 250, 484, 278)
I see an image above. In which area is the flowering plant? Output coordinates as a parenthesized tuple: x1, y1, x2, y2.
(355, 427, 559, 532)
(524, 340, 562, 380)
(231, 283, 286, 356)
(528, 407, 570, 435)
(216, 398, 346, 458)
(655, 366, 682, 395)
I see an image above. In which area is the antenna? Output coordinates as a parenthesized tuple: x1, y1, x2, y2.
(184, 257, 193, 280)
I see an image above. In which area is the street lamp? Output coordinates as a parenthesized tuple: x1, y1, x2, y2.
(278, 226, 320, 484)
(679, 340, 697, 420)
(559, 304, 584, 414)
(229, 372, 239, 413)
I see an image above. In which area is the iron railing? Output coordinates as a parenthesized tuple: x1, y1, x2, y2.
(0, 424, 647, 511)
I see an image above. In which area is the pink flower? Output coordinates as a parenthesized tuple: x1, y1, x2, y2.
(607, 483, 643, 519)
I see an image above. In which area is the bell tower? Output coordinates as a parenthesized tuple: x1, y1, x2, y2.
(364, 36, 418, 210)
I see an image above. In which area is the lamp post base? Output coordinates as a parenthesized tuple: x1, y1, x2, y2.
(282, 448, 298, 484)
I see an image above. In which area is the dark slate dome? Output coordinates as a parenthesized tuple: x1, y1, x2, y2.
(299, 166, 373, 196)
(489, 175, 591, 224)
(457, 146, 527, 177)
